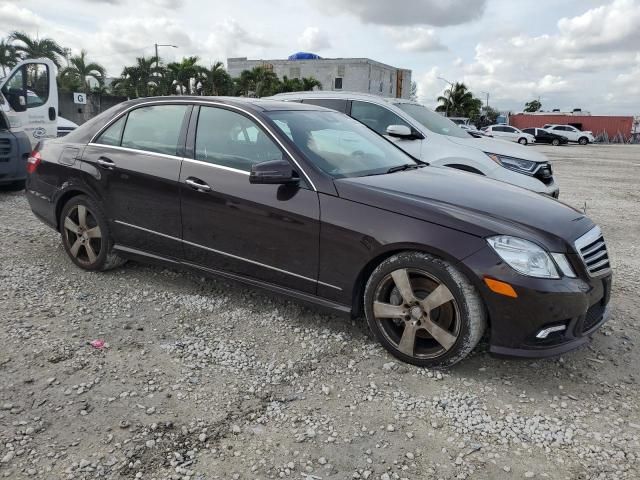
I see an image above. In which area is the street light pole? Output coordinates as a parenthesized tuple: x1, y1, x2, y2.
(437, 76, 454, 117)
(480, 90, 490, 110)
(154, 43, 178, 69)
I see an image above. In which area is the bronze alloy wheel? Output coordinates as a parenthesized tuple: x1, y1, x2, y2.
(62, 204, 103, 266)
(372, 268, 461, 360)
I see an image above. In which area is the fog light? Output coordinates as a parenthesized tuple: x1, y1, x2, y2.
(536, 325, 567, 339)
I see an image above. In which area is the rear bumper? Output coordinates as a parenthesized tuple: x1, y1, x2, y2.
(463, 246, 612, 359)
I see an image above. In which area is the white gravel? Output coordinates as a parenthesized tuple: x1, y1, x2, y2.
(0, 144, 638, 479)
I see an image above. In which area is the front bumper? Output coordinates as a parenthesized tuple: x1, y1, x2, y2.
(463, 246, 612, 358)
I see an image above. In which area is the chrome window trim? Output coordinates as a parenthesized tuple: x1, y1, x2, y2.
(87, 143, 183, 161)
(88, 99, 316, 191)
(114, 220, 342, 291)
(182, 157, 250, 176)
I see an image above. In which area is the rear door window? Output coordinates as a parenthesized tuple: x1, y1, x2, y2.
(121, 105, 188, 156)
(301, 99, 348, 113)
(350, 101, 410, 136)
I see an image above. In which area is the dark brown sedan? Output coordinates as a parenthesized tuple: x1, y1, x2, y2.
(25, 97, 612, 366)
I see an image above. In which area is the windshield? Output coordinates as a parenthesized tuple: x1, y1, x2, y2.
(395, 103, 470, 139)
(267, 110, 419, 178)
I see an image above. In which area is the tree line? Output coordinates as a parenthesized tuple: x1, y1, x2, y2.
(0, 31, 321, 98)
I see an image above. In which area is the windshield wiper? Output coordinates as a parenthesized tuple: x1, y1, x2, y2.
(386, 163, 425, 174)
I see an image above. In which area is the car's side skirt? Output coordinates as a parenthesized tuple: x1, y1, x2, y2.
(112, 244, 352, 315)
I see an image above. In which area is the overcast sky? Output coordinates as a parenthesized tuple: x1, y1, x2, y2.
(2, 0, 639, 114)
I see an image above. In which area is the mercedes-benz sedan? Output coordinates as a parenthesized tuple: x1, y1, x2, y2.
(25, 97, 612, 367)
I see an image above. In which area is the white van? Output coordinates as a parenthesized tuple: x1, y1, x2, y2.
(270, 92, 559, 197)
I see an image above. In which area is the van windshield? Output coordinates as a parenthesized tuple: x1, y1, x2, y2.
(395, 103, 470, 139)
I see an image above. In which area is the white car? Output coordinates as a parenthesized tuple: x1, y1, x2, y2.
(543, 124, 594, 145)
(483, 125, 536, 145)
(57, 116, 79, 137)
(269, 91, 558, 197)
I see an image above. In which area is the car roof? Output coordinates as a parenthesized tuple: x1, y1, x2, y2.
(271, 90, 414, 106)
(122, 96, 331, 112)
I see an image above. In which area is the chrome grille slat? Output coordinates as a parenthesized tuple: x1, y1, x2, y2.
(585, 249, 607, 264)
(574, 226, 611, 277)
(582, 241, 605, 257)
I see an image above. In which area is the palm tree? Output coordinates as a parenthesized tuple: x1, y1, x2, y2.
(435, 82, 482, 117)
(166, 56, 203, 95)
(112, 56, 162, 98)
(60, 50, 106, 93)
(0, 40, 19, 76)
(200, 61, 233, 96)
(301, 77, 321, 91)
(9, 31, 65, 67)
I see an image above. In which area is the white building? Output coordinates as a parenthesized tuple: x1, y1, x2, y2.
(227, 56, 412, 99)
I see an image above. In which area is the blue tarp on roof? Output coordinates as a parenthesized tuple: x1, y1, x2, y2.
(287, 52, 322, 60)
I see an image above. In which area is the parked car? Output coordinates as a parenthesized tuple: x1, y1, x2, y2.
(271, 92, 557, 197)
(57, 116, 79, 137)
(483, 125, 536, 145)
(543, 124, 594, 145)
(25, 97, 611, 367)
(522, 128, 568, 146)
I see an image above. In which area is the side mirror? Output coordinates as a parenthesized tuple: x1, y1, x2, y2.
(18, 95, 26, 107)
(386, 124, 423, 140)
(250, 160, 299, 185)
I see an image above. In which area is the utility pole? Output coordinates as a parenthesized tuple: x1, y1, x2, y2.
(480, 91, 490, 110)
(154, 43, 178, 69)
(437, 76, 454, 117)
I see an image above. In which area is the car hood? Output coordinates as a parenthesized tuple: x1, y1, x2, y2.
(445, 135, 549, 162)
(334, 167, 593, 252)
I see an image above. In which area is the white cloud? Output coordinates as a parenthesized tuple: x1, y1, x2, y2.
(456, 0, 640, 112)
(203, 18, 276, 64)
(298, 27, 331, 51)
(310, 0, 487, 26)
(385, 27, 446, 52)
(0, 3, 44, 32)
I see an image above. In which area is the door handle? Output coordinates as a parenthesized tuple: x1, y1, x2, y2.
(185, 178, 212, 192)
(97, 157, 116, 169)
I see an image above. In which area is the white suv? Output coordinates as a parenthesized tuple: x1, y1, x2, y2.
(269, 92, 558, 197)
(543, 124, 594, 145)
(483, 125, 536, 145)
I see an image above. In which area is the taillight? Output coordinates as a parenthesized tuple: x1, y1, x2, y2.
(26, 150, 42, 174)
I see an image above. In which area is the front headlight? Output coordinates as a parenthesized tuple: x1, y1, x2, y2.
(485, 152, 538, 174)
(487, 236, 559, 278)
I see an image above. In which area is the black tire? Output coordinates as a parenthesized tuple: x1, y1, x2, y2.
(518, 137, 528, 145)
(364, 251, 486, 368)
(578, 136, 589, 145)
(551, 139, 560, 146)
(59, 195, 125, 271)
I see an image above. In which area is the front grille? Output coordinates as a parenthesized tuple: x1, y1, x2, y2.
(583, 301, 606, 333)
(534, 163, 554, 185)
(575, 226, 610, 276)
(0, 137, 11, 162)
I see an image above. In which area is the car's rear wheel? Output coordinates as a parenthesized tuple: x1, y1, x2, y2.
(551, 138, 560, 146)
(518, 137, 528, 145)
(60, 195, 125, 271)
(364, 252, 486, 367)
(578, 136, 589, 145)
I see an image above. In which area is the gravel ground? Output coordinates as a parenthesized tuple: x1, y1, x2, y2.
(0, 143, 638, 480)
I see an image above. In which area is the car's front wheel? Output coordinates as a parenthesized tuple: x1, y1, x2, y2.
(60, 195, 125, 271)
(578, 136, 589, 145)
(551, 138, 560, 146)
(518, 137, 528, 145)
(364, 252, 486, 367)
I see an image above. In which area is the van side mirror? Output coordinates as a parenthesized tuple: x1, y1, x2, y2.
(386, 124, 423, 140)
(5, 91, 27, 112)
(250, 160, 300, 185)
